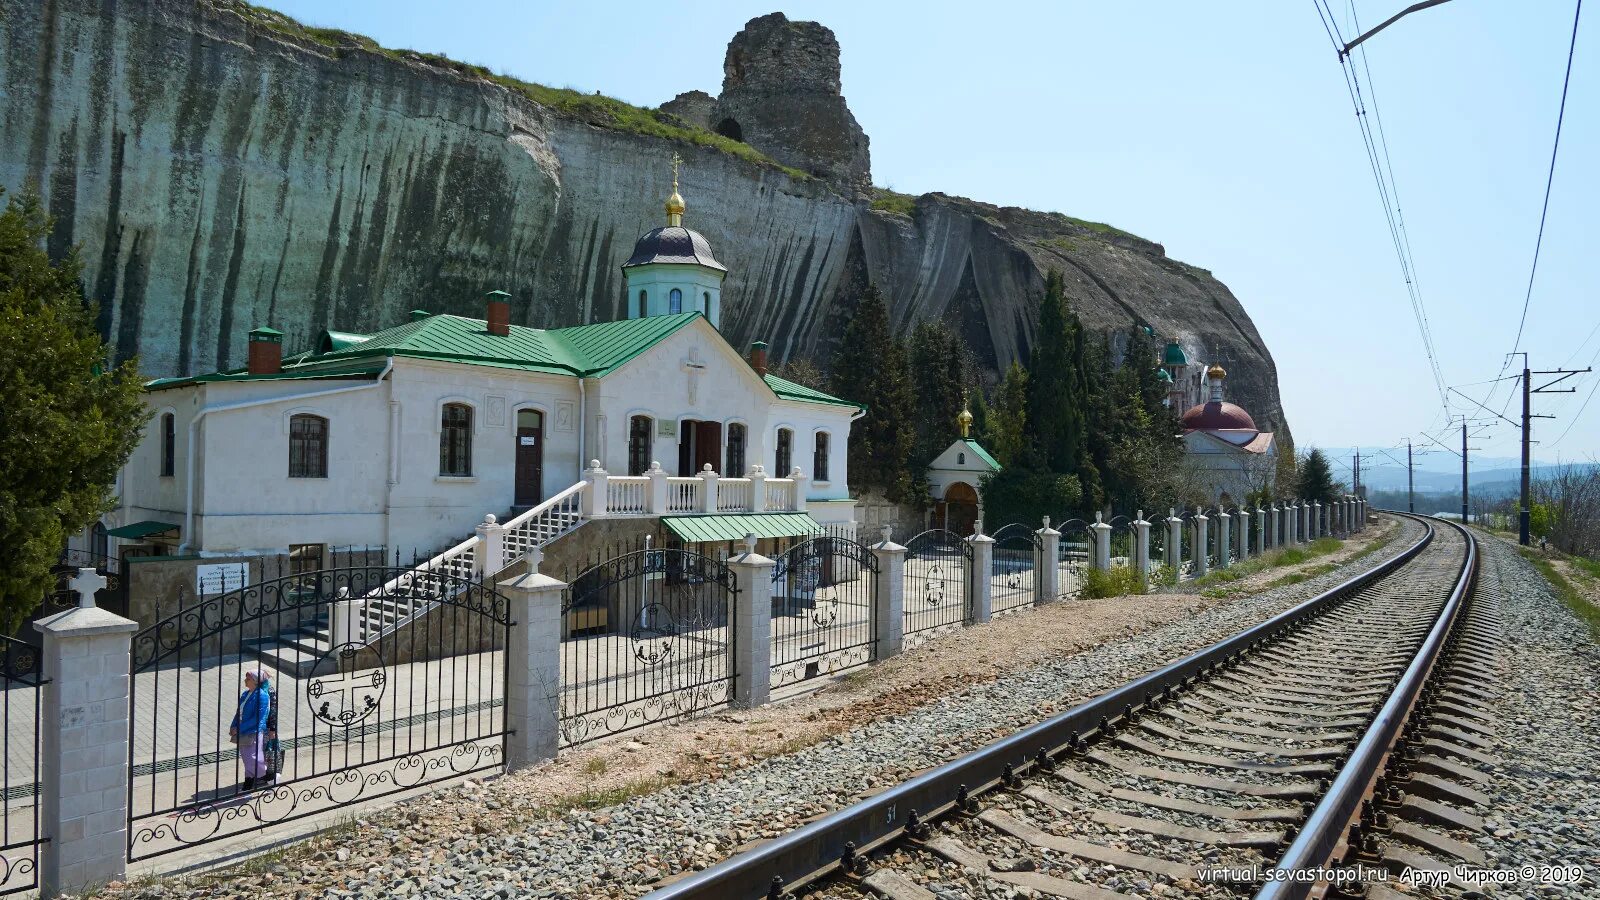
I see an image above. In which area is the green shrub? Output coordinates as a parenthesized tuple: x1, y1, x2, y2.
(1082, 566, 1146, 599)
(870, 189, 918, 217)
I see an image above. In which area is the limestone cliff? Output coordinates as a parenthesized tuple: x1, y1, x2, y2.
(0, 0, 1288, 438)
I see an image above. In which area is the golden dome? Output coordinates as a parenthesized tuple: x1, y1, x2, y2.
(665, 189, 685, 218)
(1206, 364, 1227, 380)
(957, 404, 973, 437)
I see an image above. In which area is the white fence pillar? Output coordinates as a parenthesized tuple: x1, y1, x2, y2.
(647, 461, 669, 515)
(790, 467, 809, 513)
(1236, 508, 1250, 563)
(749, 465, 768, 512)
(967, 527, 994, 625)
(870, 527, 906, 659)
(1216, 509, 1231, 568)
(498, 551, 564, 770)
(1165, 509, 1182, 571)
(1254, 506, 1266, 555)
(1133, 513, 1151, 588)
(36, 568, 137, 897)
(1359, 498, 1368, 531)
(474, 514, 506, 576)
(1193, 510, 1209, 577)
(1300, 501, 1311, 543)
(1270, 503, 1282, 548)
(582, 460, 609, 517)
(728, 536, 774, 708)
(700, 465, 719, 513)
(1091, 513, 1112, 571)
(1037, 518, 1061, 604)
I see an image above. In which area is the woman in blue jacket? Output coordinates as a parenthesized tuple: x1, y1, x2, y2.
(229, 668, 272, 792)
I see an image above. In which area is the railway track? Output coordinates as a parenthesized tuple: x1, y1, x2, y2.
(644, 515, 1502, 900)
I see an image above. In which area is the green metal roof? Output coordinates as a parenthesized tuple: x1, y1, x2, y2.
(763, 374, 862, 410)
(319, 330, 372, 353)
(961, 439, 1001, 470)
(145, 363, 387, 392)
(664, 513, 820, 543)
(1162, 342, 1189, 366)
(1156, 367, 1174, 383)
(105, 520, 180, 540)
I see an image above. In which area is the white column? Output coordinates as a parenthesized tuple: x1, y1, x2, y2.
(749, 464, 768, 512)
(647, 461, 669, 515)
(1193, 509, 1209, 577)
(1091, 512, 1112, 571)
(582, 460, 608, 517)
(331, 587, 362, 645)
(790, 467, 809, 513)
(1359, 498, 1367, 531)
(1255, 505, 1266, 555)
(36, 569, 137, 897)
(728, 536, 774, 708)
(966, 528, 994, 625)
(1236, 508, 1250, 563)
(699, 464, 719, 513)
(1216, 508, 1231, 569)
(869, 527, 906, 659)
(1133, 512, 1151, 588)
(1038, 518, 1061, 604)
(1268, 503, 1280, 548)
(498, 552, 564, 770)
(1301, 501, 1311, 543)
(474, 513, 506, 576)
(1314, 501, 1324, 538)
(1165, 509, 1183, 571)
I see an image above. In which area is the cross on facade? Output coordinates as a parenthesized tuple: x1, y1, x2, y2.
(682, 346, 707, 404)
(69, 567, 106, 609)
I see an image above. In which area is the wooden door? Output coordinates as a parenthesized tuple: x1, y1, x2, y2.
(696, 420, 722, 473)
(515, 409, 543, 506)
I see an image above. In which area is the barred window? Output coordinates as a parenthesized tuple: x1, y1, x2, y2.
(160, 413, 175, 477)
(725, 423, 746, 475)
(637, 289, 647, 318)
(288, 414, 328, 478)
(775, 427, 793, 477)
(813, 431, 830, 482)
(439, 403, 473, 476)
(669, 288, 683, 314)
(628, 415, 653, 476)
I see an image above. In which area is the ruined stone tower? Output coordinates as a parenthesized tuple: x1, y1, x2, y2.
(663, 13, 871, 191)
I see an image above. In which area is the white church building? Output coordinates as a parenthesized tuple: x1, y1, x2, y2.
(109, 174, 863, 564)
(1177, 364, 1277, 502)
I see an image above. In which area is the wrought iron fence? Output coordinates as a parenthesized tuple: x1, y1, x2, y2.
(1055, 519, 1091, 600)
(127, 561, 509, 860)
(989, 524, 1040, 614)
(770, 537, 877, 686)
(903, 530, 971, 639)
(560, 548, 736, 745)
(1107, 516, 1135, 568)
(0, 639, 44, 895)
(1178, 510, 1197, 577)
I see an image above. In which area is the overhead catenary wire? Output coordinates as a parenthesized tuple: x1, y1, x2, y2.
(1313, 0, 1450, 416)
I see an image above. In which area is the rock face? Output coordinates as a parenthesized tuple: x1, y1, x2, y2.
(0, 0, 1289, 439)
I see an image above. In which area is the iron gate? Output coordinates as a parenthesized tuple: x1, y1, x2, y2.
(560, 548, 736, 745)
(127, 563, 510, 860)
(989, 524, 1040, 614)
(771, 537, 878, 686)
(0, 639, 44, 895)
(903, 529, 972, 638)
(1056, 519, 1092, 600)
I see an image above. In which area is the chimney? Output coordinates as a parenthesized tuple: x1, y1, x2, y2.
(485, 290, 511, 336)
(748, 341, 768, 378)
(247, 327, 284, 375)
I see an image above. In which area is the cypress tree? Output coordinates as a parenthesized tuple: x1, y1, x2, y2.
(1026, 270, 1090, 479)
(829, 285, 917, 501)
(1297, 447, 1338, 504)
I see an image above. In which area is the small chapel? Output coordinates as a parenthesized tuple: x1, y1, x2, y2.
(105, 165, 864, 567)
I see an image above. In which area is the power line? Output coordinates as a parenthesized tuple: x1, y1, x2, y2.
(1508, 0, 1585, 363)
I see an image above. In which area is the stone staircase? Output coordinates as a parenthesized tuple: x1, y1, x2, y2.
(246, 481, 589, 676)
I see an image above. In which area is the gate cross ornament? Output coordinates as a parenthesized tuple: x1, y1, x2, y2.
(69, 567, 107, 608)
(306, 648, 386, 726)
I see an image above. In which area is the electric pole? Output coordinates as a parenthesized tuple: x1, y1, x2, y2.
(1461, 420, 1468, 523)
(1406, 439, 1414, 513)
(1518, 360, 1591, 545)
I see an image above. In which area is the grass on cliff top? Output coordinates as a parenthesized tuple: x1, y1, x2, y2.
(1049, 211, 1148, 243)
(225, 1, 808, 180)
(869, 188, 918, 217)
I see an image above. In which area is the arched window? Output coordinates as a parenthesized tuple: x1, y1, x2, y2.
(725, 423, 746, 475)
(439, 403, 473, 476)
(628, 415, 653, 476)
(957, 452, 966, 465)
(637, 289, 648, 318)
(668, 288, 683, 314)
(705, 292, 717, 328)
(775, 428, 793, 477)
(159, 413, 176, 477)
(813, 432, 830, 482)
(288, 414, 329, 478)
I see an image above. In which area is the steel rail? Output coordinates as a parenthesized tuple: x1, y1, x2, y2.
(644, 514, 1441, 900)
(1258, 517, 1477, 899)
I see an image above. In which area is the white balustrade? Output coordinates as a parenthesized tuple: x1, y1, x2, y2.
(766, 478, 795, 511)
(717, 477, 753, 511)
(604, 476, 649, 515)
(666, 477, 702, 513)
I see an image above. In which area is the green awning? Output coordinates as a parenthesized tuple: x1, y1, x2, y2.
(105, 520, 179, 540)
(664, 513, 820, 544)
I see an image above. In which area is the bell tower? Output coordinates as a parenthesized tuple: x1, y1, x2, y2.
(621, 155, 728, 329)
